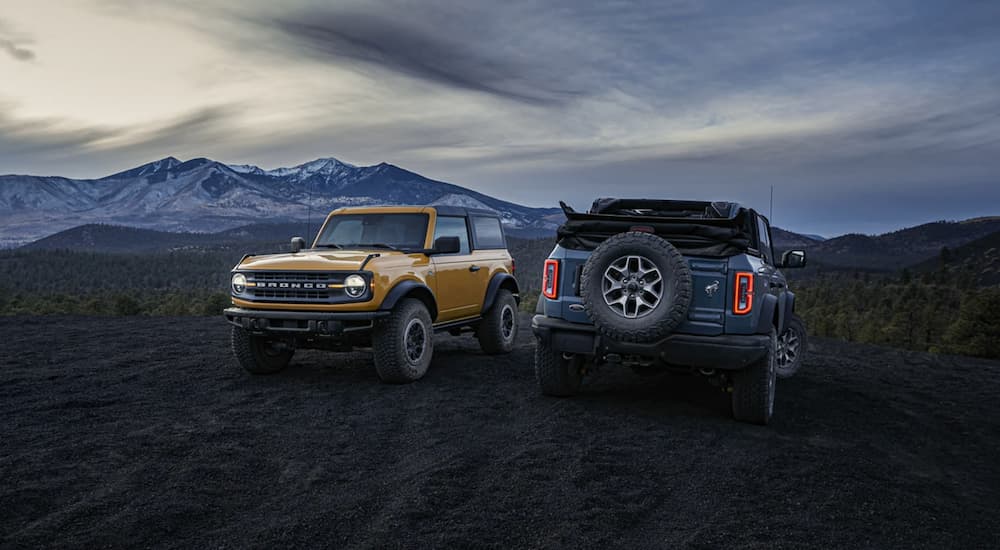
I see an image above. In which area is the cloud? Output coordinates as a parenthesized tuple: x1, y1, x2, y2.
(235, 6, 580, 106)
(0, 105, 119, 160)
(0, 19, 35, 61)
(0, 39, 34, 61)
(0, 103, 241, 177)
(5, 0, 1000, 234)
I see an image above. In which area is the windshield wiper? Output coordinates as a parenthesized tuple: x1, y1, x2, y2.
(315, 243, 343, 249)
(351, 243, 402, 251)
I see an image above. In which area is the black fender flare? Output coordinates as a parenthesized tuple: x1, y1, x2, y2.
(776, 291, 795, 335)
(755, 293, 778, 335)
(379, 280, 439, 321)
(481, 273, 520, 314)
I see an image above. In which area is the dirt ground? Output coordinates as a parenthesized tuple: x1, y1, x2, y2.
(2, 313, 998, 549)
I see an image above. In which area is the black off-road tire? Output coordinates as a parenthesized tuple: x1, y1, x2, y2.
(580, 231, 693, 343)
(776, 314, 808, 379)
(731, 329, 777, 425)
(478, 289, 518, 355)
(231, 326, 294, 375)
(534, 337, 583, 397)
(372, 298, 434, 383)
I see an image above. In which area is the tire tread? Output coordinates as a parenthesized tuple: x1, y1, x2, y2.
(478, 289, 518, 355)
(372, 299, 433, 383)
(535, 338, 581, 396)
(732, 330, 777, 425)
(231, 326, 291, 375)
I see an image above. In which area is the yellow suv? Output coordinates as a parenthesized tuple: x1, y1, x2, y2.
(224, 206, 520, 382)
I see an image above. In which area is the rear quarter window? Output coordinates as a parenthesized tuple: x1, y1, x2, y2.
(471, 216, 505, 249)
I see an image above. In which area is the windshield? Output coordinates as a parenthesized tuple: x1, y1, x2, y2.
(315, 213, 429, 251)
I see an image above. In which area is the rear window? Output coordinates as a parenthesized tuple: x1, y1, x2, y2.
(472, 216, 505, 249)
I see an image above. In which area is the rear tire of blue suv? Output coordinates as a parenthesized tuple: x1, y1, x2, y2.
(535, 338, 583, 396)
(731, 329, 777, 425)
(580, 231, 692, 343)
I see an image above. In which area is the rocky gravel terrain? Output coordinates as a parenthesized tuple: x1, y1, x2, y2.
(2, 313, 998, 549)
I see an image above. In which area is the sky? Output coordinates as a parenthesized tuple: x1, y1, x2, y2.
(1, 0, 999, 236)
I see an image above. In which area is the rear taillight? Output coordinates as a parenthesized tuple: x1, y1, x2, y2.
(733, 272, 754, 315)
(511, 259, 516, 274)
(542, 259, 560, 299)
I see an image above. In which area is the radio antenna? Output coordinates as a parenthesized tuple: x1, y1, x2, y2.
(769, 185, 774, 222)
(306, 186, 312, 239)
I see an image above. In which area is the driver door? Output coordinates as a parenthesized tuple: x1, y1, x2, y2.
(430, 216, 479, 321)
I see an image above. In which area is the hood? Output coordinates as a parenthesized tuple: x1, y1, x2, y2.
(237, 249, 403, 271)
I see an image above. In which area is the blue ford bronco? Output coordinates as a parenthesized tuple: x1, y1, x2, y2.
(531, 198, 808, 424)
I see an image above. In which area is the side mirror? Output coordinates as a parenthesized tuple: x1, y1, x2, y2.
(780, 249, 807, 269)
(430, 236, 461, 255)
(290, 236, 306, 254)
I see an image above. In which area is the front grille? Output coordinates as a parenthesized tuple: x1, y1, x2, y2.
(253, 289, 329, 300)
(239, 271, 366, 304)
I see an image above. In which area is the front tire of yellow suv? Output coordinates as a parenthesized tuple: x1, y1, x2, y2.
(372, 298, 434, 383)
(231, 326, 294, 375)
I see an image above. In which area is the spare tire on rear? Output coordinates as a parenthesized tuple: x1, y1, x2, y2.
(580, 231, 692, 343)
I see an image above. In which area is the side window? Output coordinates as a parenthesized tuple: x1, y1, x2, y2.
(471, 216, 505, 249)
(756, 216, 773, 264)
(432, 216, 470, 254)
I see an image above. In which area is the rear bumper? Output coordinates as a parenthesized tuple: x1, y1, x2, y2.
(531, 314, 768, 370)
(224, 307, 389, 336)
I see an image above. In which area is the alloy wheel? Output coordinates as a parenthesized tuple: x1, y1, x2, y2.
(602, 255, 664, 319)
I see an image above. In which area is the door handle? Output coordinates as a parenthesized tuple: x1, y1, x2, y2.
(469, 265, 481, 272)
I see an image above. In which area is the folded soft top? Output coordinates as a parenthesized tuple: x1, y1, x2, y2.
(586, 198, 743, 220)
(556, 198, 754, 257)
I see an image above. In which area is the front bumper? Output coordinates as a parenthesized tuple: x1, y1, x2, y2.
(224, 307, 389, 335)
(531, 314, 769, 370)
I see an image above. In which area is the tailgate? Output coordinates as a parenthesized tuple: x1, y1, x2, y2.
(680, 258, 728, 336)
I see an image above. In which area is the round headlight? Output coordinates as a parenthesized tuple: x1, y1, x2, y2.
(344, 274, 366, 297)
(231, 273, 247, 294)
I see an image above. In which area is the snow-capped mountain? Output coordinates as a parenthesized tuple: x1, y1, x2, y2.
(0, 156, 560, 247)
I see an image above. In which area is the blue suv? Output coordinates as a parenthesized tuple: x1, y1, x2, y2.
(531, 198, 807, 424)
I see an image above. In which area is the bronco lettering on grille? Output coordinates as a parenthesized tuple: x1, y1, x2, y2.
(246, 272, 336, 302)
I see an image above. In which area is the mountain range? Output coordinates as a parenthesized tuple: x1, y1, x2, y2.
(781, 217, 1000, 272)
(4, 156, 998, 281)
(0, 156, 563, 247)
(21, 216, 1000, 281)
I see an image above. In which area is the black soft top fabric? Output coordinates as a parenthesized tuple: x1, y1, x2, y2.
(589, 198, 741, 220)
(557, 198, 754, 257)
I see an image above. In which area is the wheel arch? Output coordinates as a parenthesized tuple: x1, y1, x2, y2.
(775, 291, 795, 334)
(380, 280, 439, 321)
(481, 273, 520, 314)
(755, 293, 779, 335)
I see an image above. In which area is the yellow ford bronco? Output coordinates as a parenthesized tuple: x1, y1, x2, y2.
(224, 206, 520, 382)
